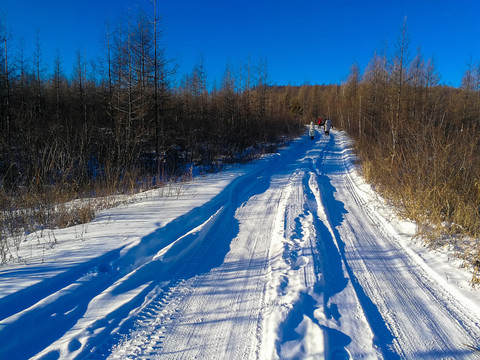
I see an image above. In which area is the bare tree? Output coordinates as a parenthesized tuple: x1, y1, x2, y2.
(342, 61, 361, 135)
(33, 30, 45, 125)
(390, 16, 411, 153)
(407, 46, 426, 123)
(460, 59, 476, 129)
(361, 51, 388, 138)
(1, 14, 12, 141)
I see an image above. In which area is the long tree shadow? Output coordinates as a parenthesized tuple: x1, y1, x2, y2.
(276, 134, 352, 358)
(315, 133, 401, 360)
(302, 168, 352, 357)
(1, 136, 319, 360)
(72, 135, 319, 358)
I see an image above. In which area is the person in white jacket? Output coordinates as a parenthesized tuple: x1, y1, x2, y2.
(309, 121, 315, 140)
(324, 118, 332, 135)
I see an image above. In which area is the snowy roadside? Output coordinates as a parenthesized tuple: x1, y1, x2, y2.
(345, 150, 480, 313)
(1, 131, 480, 359)
(0, 168, 248, 297)
(3, 134, 477, 307)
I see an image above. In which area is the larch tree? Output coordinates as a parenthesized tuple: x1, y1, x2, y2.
(1, 15, 12, 144)
(407, 46, 426, 124)
(460, 59, 476, 130)
(390, 16, 411, 154)
(342, 61, 361, 136)
(361, 51, 388, 139)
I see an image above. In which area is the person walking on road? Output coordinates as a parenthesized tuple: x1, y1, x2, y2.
(309, 121, 315, 140)
(324, 118, 332, 136)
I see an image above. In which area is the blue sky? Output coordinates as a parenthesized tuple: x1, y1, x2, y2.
(1, 0, 479, 88)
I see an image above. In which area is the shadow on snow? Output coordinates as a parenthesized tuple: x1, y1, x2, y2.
(0, 136, 318, 360)
(316, 133, 401, 360)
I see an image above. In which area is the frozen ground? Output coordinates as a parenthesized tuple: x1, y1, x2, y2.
(1, 130, 480, 359)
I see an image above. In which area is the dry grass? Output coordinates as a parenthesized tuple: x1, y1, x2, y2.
(0, 168, 199, 265)
(0, 185, 99, 264)
(356, 131, 480, 286)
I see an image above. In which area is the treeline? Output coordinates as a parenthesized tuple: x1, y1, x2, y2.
(346, 24, 480, 244)
(0, 11, 307, 195)
(0, 9, 311, 260)
(3, 8, 480, 275)
(293, 21, 480, 277)
(274, 22, 480, 279)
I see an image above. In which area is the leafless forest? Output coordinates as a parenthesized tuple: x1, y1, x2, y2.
(0, 10, 307, 260)
(1, 13, 480, 276)
(321, 21, 480, 279)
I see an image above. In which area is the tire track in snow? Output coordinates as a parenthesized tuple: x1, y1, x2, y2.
(157, 178, 287, 358)
(310, 174, 400, 356)
(268, 136, 396, 359)
(313, 131, 480, 359)
(81, 207, 230, 359)
(292, 133, 390, 359)
(273, 134, 356, 359)
(103, 137, 319, 359)
(271, 169, 327, 359)
(1, 203, 228, 359)
(2, 137, 317, 360)
(339, 152, 480, 359)
(309, 134, 411, 358)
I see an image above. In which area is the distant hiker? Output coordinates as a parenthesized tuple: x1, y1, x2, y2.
(309, 121, 315, 140)
(318, 117, 322, 128)
(324, 119, 332, 136)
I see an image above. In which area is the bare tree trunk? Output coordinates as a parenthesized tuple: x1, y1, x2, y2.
(391, 16, 411, 154)
(153, 0, 160, 173)
(2, 18, 11, 140)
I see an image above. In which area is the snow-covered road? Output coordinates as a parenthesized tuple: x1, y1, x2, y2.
(1, 130, 480, 359)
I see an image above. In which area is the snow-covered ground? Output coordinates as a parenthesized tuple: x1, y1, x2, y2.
(1, 130, 480, 360)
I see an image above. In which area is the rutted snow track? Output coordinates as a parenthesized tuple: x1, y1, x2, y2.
(309, 132, 480, 359)
(1, 130, 480, 359)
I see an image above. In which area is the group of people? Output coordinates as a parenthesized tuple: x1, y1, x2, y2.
(309, 117, 332, 140)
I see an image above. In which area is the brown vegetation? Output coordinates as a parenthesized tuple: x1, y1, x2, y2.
(2, 10, 480, 285)
(326, 21, 480, 284)
(0, 10, 306, 263)
(263, 21, 480, 284)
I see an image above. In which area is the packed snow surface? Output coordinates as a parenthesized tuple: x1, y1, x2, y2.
(1, 130, 480, 359)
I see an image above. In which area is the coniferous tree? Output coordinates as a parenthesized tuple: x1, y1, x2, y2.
(390, 17, 411, 153)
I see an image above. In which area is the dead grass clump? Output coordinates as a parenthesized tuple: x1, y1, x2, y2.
(471, 254, 480, 287)
(0, 183, 100, 264)
(0, 167, 199, 264)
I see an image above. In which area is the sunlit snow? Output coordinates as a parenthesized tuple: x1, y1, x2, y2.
(1, 130, 480, 359)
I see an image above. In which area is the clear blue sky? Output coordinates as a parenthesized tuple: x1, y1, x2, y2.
(1, 0, 479, 88)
